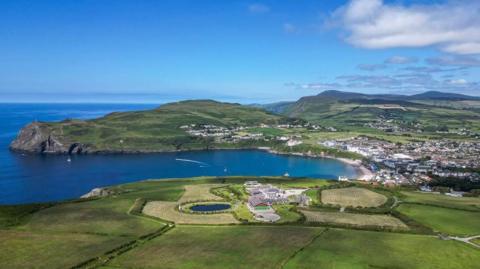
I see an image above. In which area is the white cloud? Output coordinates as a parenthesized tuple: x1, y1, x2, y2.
(283, 23, 297, 34)
(248, 3, 270, 14)
(385, 56, 417, 64)
(357, 63, 386, 71)
(288, 73, 479, 95)
(448, 79, 468, 85)
(333, 0, 480, 55)
(426, 55, 480, 67)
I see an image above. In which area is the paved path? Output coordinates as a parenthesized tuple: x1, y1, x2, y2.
(447, 235, 480, 248)
(390, 196, 400, 209)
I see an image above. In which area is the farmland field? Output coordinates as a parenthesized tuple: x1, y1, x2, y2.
(143, 201, 239, 224)
(301, 210, 407, 230)
(178, 184, 226, 203)
(106, 226, 323, 269)
(400, 191, 480, 211)
(2, 177, 479, 269)
(21, 198, 161, 236)
(321, 187, 388, 208)
(397, 204, 480, 236)
(283, 228, 480, 269)
(0, 230, 130, 269)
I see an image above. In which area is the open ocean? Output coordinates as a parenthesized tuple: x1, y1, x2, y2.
(0, 103, 357, 205)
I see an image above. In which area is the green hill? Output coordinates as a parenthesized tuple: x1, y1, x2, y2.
(10, 100, 291, 154)
(267, 91, 480, 134)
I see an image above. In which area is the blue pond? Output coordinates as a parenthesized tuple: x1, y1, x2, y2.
(190, 203, 232, 212)
(0, 103, 358, 205)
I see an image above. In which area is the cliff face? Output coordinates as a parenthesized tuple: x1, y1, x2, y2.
(9, 122, 89, 154)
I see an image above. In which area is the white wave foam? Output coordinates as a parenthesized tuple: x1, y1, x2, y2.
(175, 158, 209, 166)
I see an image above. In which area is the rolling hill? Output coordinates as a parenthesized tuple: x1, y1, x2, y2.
(264, 90, 480, 133)
(10, 100, 292, 154)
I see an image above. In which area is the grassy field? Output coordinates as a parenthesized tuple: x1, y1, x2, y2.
(0, 178, 202, 268)
(272, 204, 303, 223)
(305, 188, 320, 204)
(283, 228, 480, 269)
(0, 196, 166, 268)
(20, 198, 161, 236)
(2, 177, 480, 268)
(178, 184, 226, 203)
(301, 210, 407, 230)
(400, 191, 480, 211)
(106, 226, 324, 269)
(396, 204, 480, 236)
(143, 201, 239, 224)
(0, 230, 130, 269)
(321, 187, 388, 208)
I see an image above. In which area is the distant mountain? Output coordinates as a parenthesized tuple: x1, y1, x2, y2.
(263, 90, 480, 132)
(298, 90, 479, 102)
(250, 101, 294, 114)
(408, 91, 480, 101)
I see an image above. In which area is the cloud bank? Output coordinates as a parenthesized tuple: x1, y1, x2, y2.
(248, 3, 270, 14)
(333, 0, 480, 55)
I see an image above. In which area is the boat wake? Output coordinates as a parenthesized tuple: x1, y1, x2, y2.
(175, 158, 209, 166)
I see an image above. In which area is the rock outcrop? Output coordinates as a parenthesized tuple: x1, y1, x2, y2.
(9, 122, 90, 154)
(80, 187, 114, 198)
(10, 123, 63, 153)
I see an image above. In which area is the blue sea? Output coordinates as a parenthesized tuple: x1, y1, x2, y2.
(0, 103, 357, 205)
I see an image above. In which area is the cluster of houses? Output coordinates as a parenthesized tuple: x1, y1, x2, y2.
(364, 117, 479, 138)
(244, 181, 309, 222)
(321, 137, 480, 186)
(180, 123, 304, 147)
(365, 119, 422, 134)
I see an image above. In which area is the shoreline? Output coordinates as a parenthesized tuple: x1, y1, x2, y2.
(259, 147, 373, 181)
(13, 144, 372, 180)
(336, 158, 374, 181)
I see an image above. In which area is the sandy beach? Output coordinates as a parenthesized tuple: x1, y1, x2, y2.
(337, 158, 374, 181)
(258, 147, 374, 181)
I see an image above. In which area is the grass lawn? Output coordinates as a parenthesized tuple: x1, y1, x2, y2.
(143, 201, 239, 224)
(397, 204, 480, 236)
(0, 230, 130, 269)
(277, 179, 332, 188)
(321, 187, 388, 208)
(301, 210, 407, 230)
(400, 191, 480, 211)
(272, 204, 303, 223)
(234, 202, 256, 222)
(0, 203, 53, 228)
(178, 184, 226, 203)
(305, 189, 320, 204)
(107, 226, 323, 269)
(284, 228, 480, 269)
(109, 179, 189, 201)
(20, 197, 163, 236)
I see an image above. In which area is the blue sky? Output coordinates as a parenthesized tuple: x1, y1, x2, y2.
(1, 0, 479, 103)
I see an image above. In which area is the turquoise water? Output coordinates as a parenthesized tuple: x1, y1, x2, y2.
(0, 103, 357, 205)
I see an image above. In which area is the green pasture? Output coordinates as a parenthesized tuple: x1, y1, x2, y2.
(397, 204, 480, 236)
(284, 228, 480, 269)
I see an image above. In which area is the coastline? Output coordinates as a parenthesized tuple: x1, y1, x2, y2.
(258, 147, 373, 181)
(13, 144, 372, 181)
(337, 158, 374, 181)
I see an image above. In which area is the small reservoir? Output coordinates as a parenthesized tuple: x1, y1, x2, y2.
(190, 203, 231, 212)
